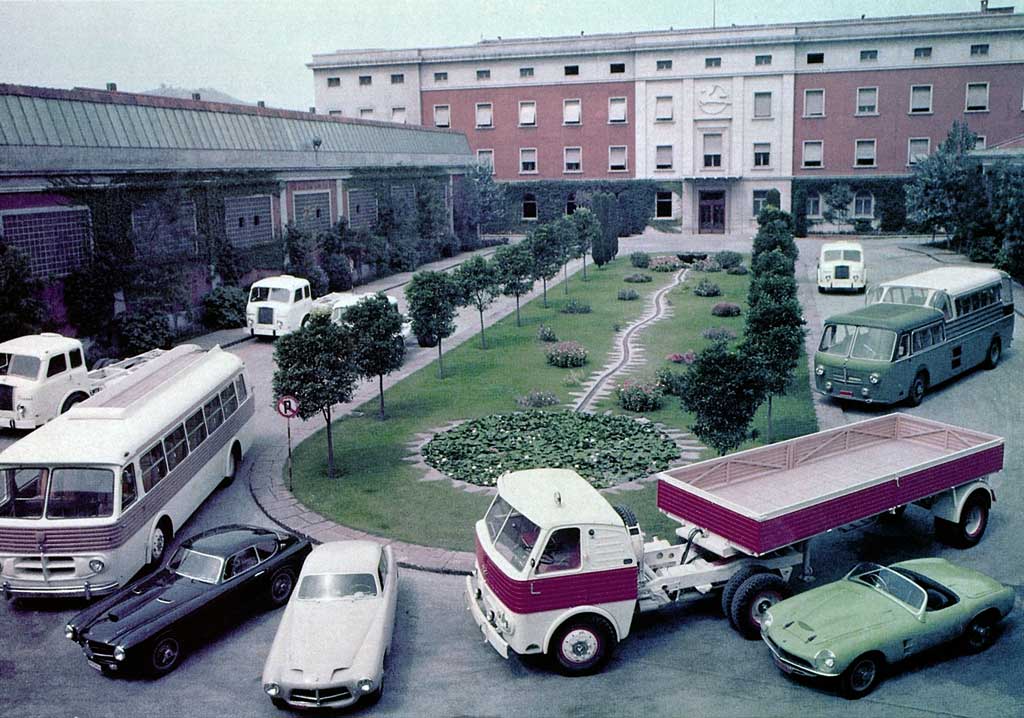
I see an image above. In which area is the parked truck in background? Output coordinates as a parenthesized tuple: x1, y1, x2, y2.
(466, 414, 1004, 675)
(245, 275, 313, 338)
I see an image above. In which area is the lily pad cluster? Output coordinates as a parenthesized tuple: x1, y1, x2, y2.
(422, 410, 680, 488)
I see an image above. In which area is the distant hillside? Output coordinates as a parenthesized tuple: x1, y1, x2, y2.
(141, 84, 249, 105)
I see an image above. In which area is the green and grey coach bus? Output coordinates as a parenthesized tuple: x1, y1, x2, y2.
(814, 267, 1014, 405)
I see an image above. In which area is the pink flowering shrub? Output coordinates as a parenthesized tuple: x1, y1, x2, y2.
(616, 379, 665, 412)
(546, 341, 588, 368)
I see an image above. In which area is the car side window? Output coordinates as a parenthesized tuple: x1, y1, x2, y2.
(536, 528, 581, 575)
(254, 538, 278, 563)
(223, 547, 260, 580)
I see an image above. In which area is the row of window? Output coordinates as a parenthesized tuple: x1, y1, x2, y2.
(331, 106, 408, 123)
(801, 134, 986, 170)
(134, 375, 248, 500)
(803, 82, 996, 118)
(520, 191, 676, 221)
(805, 190, 875, 219)
(326, 73, 406, 87)
(805, 43, 991, 66)
(433, 97, 630, 129)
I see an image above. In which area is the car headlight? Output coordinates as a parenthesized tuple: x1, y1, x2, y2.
(813, 649, 837, 672)
(761, 610, 773, 630)
(65, 623, 76, 641)
(815, 365, 825, 376)
(357, 678, 374, 694)
(869, 373, 880, 384)
(264, 683, 280, 697)
(89, 559, 105, 574)
(113, 645, 126, 662)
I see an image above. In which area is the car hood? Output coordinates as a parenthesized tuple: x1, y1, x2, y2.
(270, 599, 381, 679)
(79, 571, 208, 644)
(769, 581, 899, 647)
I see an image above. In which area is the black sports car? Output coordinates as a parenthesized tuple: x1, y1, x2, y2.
(65, 524, 313, 676)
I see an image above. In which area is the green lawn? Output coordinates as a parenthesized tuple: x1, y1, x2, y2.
(291, 257, 818, 552)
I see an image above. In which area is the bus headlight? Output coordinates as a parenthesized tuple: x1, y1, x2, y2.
(113, 645, 126, 662)
(89, 559, 105, 574)
(869, 373, 880, 384)
(815, 365, 825, 376)
(814, 649, 837, 672)
(357, 679, 374, 694)
(824, 381, 832, 391)
(264, 683, 280, 697)
(498, 612, 515, 636)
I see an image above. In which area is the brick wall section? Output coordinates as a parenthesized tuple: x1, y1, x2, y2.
(223, 195, 274, 248)
(0, 207, 91, 278)
(794, 63, 1024, 176)
(421, 81, 635, 180)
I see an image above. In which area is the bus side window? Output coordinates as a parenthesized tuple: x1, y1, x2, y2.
(163, 425, 189, 472)
(220, 384, 238, 417)
(1002, 277, 1012, 304)
(913, 328, 932, 353)
(140, 442, 168, 492)
(955, 297, 964, 317)
(931, 293, 952, 320)
(971, 293, 982, 312)
(185, 409, 208, 450)
(204, 395, 224, 433)
(897, 334, 910, 359)
(121, 464, 139, 511)
(234, 375, 248, 402)
(931, 324, 944, 345)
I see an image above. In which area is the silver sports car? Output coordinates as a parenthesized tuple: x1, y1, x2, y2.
(261, 541, 398, 709)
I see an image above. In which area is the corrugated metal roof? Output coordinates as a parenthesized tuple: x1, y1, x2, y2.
(0, 84, 473, 175)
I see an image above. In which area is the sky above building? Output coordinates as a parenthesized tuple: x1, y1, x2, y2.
(0, 0, 991, 111)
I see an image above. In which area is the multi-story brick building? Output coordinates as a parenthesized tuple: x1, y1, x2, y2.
(310, 4, 1024, 234)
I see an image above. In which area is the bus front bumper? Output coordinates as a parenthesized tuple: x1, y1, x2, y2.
(465, 573, 510, 659)
(2, 579, 120, 600)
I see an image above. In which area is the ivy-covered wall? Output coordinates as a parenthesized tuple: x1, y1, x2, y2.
(792, 177, 908, 235)
(501, 180, 669, 235)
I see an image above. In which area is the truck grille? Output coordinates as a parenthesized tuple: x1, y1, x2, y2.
(0, 383, 12, 411)
(257, 307, 274, 325)
(834, 265, 850, 279)
(290, 687, 352, 705)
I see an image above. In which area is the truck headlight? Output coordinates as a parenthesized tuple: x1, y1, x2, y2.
(113, 645, 126, 662)
(264, 683, 280, 697)
(498, 612, 515, 636)
(16, 404, 27, 419)
(761, 610, 773, 630)
(869, 373, 880, 384)
(89, 559, 105, 574)
(815, 365, 825, 376)
(824, 275, 831, 282)
(65, 623, 77, 641)
(357, 678, 374, 694)
(813, 649, 836, 672)
(276, 320, 284, 328)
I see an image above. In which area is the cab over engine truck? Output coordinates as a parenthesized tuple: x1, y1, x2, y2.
(466, 414, 1004, 675)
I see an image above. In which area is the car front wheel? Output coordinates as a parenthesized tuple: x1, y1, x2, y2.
(840, 653, 883, 699)
(148, 633, 184, 676)
(268, 567, 296, 607)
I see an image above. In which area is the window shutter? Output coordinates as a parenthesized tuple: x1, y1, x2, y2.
(703, 134, 722, 154)
(434, 106, 450, 127)
(966, 83, 988, 110)
(519, 102, 536, 125)
(754, 92, 771, 117)
(564, 100, 581, 124)
(803, 142, 822, 164)
(856, 140, 875, 163)
(609, 97, 627, 122)
(655, 145, 673, 168)
(805, 90, 824, 116)
(476, 104, 493, 127)
(609, 146, 626, 169)
(655, 96, 673, 120)
(911, 86, 931, 111)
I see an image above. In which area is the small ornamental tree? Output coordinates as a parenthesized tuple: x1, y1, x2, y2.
(590, 192, 619, 267)
(571, 207, 601, 280)
(550, 216, 578, 294)
(453, 255, 500, 349)
(679, 340, 766, 456)
(743, 296, 805, 443)
(751, 248, 795, 278)
(493, 242, 534, 326)
(406, 270, 460, 377)
(343, 294, 406, 419)
(272, 313, 359, 479)
(823, 184, 855, 231)
(527, 224, 562, 307)
(0, 240, 45, 343)
(752, 206, 798, 262)
(456, 163, 510, 245)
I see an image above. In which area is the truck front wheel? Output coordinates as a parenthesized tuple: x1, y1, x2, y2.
(550, 617, 614, 676)
(730, 573, 791, 640)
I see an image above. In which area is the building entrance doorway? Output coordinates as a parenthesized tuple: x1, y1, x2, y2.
(698, 191, 726, 233)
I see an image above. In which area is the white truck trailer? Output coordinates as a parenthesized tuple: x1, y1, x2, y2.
(466, 413, 1003, 675)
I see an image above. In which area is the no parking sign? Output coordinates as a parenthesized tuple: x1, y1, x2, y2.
(276, 395, 300, 418)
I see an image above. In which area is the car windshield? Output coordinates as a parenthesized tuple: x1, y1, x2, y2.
(298, 573, 379, 600)
(819, 324, 895, 361)
(249, 287, 291, 303)
(0, 353, 41, 379)
(490, 504, 541, 573)
(848, 563, 926, 613)
(170, 548, 223, 584)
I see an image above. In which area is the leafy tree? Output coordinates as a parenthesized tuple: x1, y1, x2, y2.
(765, 188, 781, 208)
(416, 181, 452, 261)
(792, 187, 808, 237)
(342, 294, 406, 419)
(285, 224, 328, 295)
(493, 243, 534, 327)
(0, 240, 45, 343)
(823, 184, 855, 230)
(679, 341, 765, 456)
(743, 294, 805, 443)
(990, 165, 1024, 281)
(590, 192, 619, 267)
(272, 313, 359, 479)
(527, 224, 562, 307)
(570, 207, 601, 280)
(751, 248, 795, 277)
(551, 216, 577, 294)
(376, 191, 419, 272)
(406, 270, 460, 377)
(455, 163, 510, 246)
(63, 254, 121, 341)
(453, 255, 500, 348)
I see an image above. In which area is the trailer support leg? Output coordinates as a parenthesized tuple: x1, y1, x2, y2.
(800, 541, 814, 582)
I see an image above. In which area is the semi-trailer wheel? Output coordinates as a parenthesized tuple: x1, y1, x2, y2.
(720, 565, 767, 622)
(839, 653, 884, 699)
(936, 492, 990, 548)
(550, 616, 615, 676)
(730, 573, 791, 640)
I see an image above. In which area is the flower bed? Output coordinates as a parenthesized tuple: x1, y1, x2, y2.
(546, 341, 588, 367)
(422, 410, 680, 487)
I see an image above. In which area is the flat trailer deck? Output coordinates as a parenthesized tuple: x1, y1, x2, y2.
(657, 413, 1003, 556)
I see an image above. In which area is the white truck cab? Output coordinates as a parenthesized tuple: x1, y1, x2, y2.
(246, 275, 313, 337)
(817, 241, 866, 293)
(313, 292, 413, 339)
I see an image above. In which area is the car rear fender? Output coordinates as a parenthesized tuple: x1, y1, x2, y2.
(929, 480, 993, 523)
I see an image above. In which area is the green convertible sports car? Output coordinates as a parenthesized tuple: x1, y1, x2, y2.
(761, 558, 1015, 699)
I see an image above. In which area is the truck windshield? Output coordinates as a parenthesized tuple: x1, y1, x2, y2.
(485, 496, 541, 573)
(819, 324, 896, 361)
(249, 287, 291, 303)
(0, 353, 41, 379)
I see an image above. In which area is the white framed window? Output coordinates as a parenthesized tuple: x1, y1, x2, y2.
(477, 149, 494, 173)
(608, 145, 627, 172)
(910, 85, 933, 114)
(328, 110, 342, 116)
(804, 89, 825, 117)
(655, 191, 673, 218)
(563, 98, 581, 125)
(755, 54, 772, 66)
(434, 71, 448, 82)
(520, 67, 534, 78)
(752, 190, 769, 216)
(518, 101, 537, 127)
(753, 143, 771, 167)
(975, 135, 987, 150)
(433, 104, 450, 128)
(802, 140, 823, 168)
(860, 49, 878, 62)
(359, 108, 374, 119)
(564, 146, 582, 173)
(390, 73, 404, 84)
(522, 193, 538, 220)
(807, 193, 822, 217)
(391, 107, 407, 123)
(856, 87, 878, 115)
(703, 133, 722, 168)
(753, 91, 772, 118)
(476, 69, 491, 80)
(608, 97, 627, 124)
(965, 82, 989, 112)
(610, 62, 626, 74)
(519, 148, 538, 174)
(971, 43, 990, 56)
(656, 59, 673, 70)
(564, 65, 579, 76)
(475, 102, 493, 128)
(655, 96, 673, 121)
(908, 138, 931, 165)
(655, 145, 673, 170)
(855, 139, 876, 167)
(914, 47, 932, 59)
(854, 191, 874, 217)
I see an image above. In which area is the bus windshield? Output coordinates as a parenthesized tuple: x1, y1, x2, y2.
(0, 467, 114, 520)
(819, 324, 896, 361)
(249, 287, 292, 303)
(0, 353, 41, 379)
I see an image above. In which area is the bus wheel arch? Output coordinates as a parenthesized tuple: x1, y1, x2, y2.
(148, 517, 173, 567)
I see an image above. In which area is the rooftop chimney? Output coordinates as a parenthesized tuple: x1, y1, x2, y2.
(257, 100, 266, 108)
(192, 92, 201, 101)
(106, 82, 117, 92)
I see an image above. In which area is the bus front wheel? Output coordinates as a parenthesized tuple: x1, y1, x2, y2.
(907, 372, 928, 407)
(984, 339, 1001, 369)
(148, 520, 171, 567)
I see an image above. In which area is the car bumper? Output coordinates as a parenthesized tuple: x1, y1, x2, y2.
(762, 633, 837, 679)
(465, 573, 510, 659)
